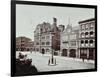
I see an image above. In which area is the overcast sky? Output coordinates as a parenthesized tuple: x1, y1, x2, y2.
(16, 4, 95, 41)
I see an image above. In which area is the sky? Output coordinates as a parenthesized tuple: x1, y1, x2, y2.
(16, 4, 95, 41)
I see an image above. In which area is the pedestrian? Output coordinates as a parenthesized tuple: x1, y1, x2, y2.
(82, 58, 84, 62)
(48, 59, 50, 65)
(19, 52, 24, 59)
(55, 58, 56, 65)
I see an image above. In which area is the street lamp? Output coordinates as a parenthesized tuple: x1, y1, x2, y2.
(48, 32, 56, 66)
(38, 28, 42, 53)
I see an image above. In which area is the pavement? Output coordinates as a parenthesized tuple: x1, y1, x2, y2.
(16, 51, 95, 72)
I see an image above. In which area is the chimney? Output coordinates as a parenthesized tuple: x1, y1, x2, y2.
(53, 17, 57, 26)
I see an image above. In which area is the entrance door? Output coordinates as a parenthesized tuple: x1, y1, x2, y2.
(62, 49, 67, 56)
(89, 49, 94, 60)
(42, 48, 45, 54)
(80, 49, 87, 59)
(69, 49, 76, 58)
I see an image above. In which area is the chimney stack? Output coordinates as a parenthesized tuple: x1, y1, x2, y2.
(53, 17, 57, 26)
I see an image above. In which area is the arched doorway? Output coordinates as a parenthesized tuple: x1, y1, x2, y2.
(42, 48, 45, 54)
(69, 49, 76, 58)
(62, 49, 67, 56)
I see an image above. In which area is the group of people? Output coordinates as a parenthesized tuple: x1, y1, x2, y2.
(18, 52, 27, 60)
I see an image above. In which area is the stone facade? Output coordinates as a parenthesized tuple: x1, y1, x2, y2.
(79, 18, 95, 60)
(34, 18, 60, 55)
(16, 36, 34, 51)
(60, 24, 79, 58)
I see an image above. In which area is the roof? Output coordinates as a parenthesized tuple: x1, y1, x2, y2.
(79, 18, 95, 24)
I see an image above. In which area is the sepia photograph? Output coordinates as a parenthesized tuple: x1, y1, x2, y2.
(11, 0, 97, 76)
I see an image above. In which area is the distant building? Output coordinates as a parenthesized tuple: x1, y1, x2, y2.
(60, 24, 79, 58)
(16, 36, 34, 51)
(34, 18, 60, 55)
(79, 18, 95, 60)
(58, 24, 65, 32)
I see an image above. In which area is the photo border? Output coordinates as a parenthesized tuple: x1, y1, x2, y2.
(11, 0, 97, 76)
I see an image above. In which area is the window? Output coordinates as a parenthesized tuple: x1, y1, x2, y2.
(36, 42, 39, 45)
(81, 40, 84, 47)
(85, 40, 88, 44)
(81, 32, 84, 38)
(42, 36, 45, 39)
(65, 36, 68, 40)
(81, 50, 87, 54)
(81, 40, 84, 44)
(21, 44, 24, 46)
(90, 31, 93, 35)
(90, 22, 95, 29)
(46, 42, 50, 45)
(70, 34, 76, 39)
(85, 32, 88, 35)
(90, 40, 93, 43)
(90, 40, 94, 46)
(85, 24, 89, 30)
(81, 24, 85, 30)
(71, 41, 76, 46)
(42, 42, 45, 45)
(63, 41, 68, 43)
(85, 40, 88, 46)
(85, 32, 88, 37)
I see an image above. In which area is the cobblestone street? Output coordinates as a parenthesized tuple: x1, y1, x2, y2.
(16, 51, 95, 72)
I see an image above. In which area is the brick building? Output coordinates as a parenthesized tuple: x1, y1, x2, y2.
(34, 18, 60, 55)
(16, 36, 34, 51)
(79, 18, 95, 60)
(60, 24, 79, 58)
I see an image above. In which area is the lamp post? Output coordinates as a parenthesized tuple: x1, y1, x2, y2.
(39, 28, 43, 53)
(51, 34, 54, 64)
(39, 33, 41, 53)
(48, 32, 56, 66)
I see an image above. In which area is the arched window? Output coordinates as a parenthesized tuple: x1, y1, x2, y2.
(90, 31, 94, 35)
(90, 40, 93, 43)
(85, 32, 88, 35)
(85, 40, 88, 43)
(81, 32, 84, 38)
(81, 40, 84, 44)
(85, 24, 89, 29)
(81, 24, 85, 30)
(81, 32, 84, 35)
